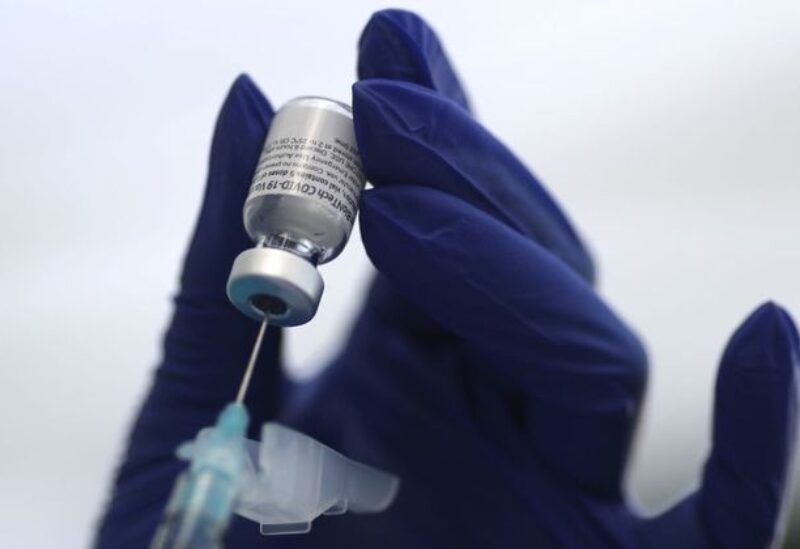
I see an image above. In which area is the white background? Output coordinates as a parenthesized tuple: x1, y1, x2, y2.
(1, 1, 799, 547)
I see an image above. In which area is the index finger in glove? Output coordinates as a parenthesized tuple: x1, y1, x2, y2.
(353, 80, 595, 284)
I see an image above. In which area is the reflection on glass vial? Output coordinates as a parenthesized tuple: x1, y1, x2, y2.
(245, 97, 365, 264)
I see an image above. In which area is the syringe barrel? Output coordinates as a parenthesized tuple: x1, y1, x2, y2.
(150, 404, 250, 549)
(150, 468, 238, 549)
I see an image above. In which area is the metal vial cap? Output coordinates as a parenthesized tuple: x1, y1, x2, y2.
(226, 247, 324, 327)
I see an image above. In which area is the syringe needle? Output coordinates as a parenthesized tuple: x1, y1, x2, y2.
(236, 318, 269, 404)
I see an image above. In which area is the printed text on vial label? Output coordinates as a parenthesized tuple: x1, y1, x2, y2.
(250, 136, 364, 223)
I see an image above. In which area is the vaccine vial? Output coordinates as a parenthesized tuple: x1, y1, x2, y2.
(227, 97, 366, 326)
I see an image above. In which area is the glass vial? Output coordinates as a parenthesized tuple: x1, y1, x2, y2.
(227, 97, 366, 326)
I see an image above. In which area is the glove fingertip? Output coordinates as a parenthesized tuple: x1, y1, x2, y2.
(352, 78, 597, 285)
(212, 73, 273, 157)
(208, 74, 273, 189)
(352, 79, 440, 183)
(181, 74, 274, 299)
(721, 301, 799, 377)
(699, 301, 799, 549)
(715, 301, 799, 463)
(358, 9, 470, 111)
(352, 78, 434, 122)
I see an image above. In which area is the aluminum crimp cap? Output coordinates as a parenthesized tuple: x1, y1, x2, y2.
(227, 247, 324, 327)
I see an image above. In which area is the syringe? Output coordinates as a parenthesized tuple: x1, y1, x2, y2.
(151, 96, 376, 547)
(150, 319, 268, 549)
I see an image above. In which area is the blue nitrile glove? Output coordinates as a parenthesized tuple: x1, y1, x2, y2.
(95, 9, 799, 549)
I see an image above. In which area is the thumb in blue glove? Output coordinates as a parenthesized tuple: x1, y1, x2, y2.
(95, 74, 282, 547)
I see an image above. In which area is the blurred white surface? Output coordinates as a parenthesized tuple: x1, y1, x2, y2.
(0, 0, 799, 546)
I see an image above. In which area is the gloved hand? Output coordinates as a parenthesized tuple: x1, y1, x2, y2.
(95, 10, 799, 549)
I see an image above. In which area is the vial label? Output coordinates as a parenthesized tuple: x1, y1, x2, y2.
(248, 105, 365, 224)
